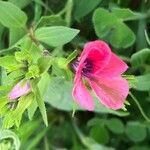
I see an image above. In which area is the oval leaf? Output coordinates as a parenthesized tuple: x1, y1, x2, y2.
(131, 48, 150, 68)
(0, 1, 27, 28)
(135, 74, 150, 91)
(125, 122, 147, 142)
(35, 26, 79, 47)
(93, 8, 135, 48)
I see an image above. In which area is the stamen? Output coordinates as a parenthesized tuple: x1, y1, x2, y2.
(71, 60, 79, 72)
(71, 59, 93, 78)
(82, 59, 93, 78)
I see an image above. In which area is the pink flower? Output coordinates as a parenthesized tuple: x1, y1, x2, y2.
(72, 40, 129, 111)
(8, 80, 31, 100)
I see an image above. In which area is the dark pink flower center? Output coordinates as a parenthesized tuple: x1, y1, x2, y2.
(72, 59, 93, 78)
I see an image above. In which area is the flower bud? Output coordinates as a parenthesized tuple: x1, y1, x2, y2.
(8, 80, 31, 100)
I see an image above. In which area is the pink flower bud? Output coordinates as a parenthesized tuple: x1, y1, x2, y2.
(8, 80, 31, 100)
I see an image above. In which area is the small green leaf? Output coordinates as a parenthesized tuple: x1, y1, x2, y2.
(25, 65, 40, 79)
(9, 0, 31, 8)
(3, 94, 33, 128)
(106, 118, 125, 134)
(9, 27, 26, 46)
(35, 26, 79, 47)
(74, 122, 114, 150)
(112, 8, 144, 21)
(56, 57, 68, 69)
(27, 97, 38, 120)
(0, 129, 20, 150)
(36, 15, 66, 28)
(74, 0, 101, 20)
(0, 1, 27, 28)
(29, 42, 42, 63)
(26, 127, 48, 150)
(38, 72, 51, 97)
(131, 48, 150, 67)
(15, 50, 32, 63)
(88, 118, 106, 127)
(32, 84, 48, 126)
(93, 8, 136, 48)
(37, 56, 52, 75)
(135, 74, 150, 91)
(0, 56, 21, 72)
(0, 97, 8, 110)
(90, 125, 109, 144)
(125, 122, 147, 142)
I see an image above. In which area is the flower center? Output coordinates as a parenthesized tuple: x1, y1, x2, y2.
(72, 59, 93, 78)
(82, 59, 93, 77)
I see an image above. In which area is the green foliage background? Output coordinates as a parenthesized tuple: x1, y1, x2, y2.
(0, 0, 150, 150)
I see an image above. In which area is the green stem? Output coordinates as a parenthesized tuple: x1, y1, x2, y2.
(123, 13, 149, 22)
(129, 92, 150, 123)
(65, 0, 73, 27)
(33, 0, 54, 14)
(145, 30, 150, 47)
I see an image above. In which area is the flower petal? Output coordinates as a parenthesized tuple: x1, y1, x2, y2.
(88, 76, 129, 110)
(78, 40, 111, 74)
(96, 53, 128, 77)
(8, 80, 31, 100)
(72, 79, 94, 111)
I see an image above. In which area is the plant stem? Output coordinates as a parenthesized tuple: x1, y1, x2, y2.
(65, 0, 73, 27)
(129, 92, 150, 123)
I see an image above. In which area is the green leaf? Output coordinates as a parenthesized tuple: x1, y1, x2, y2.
(37, 56, 52, 75)
(87, 118, 106, 127)
(0, 129, 20, 150)
(125, 122, 147, 142)
(9, 0, 32, 8)
(93, 8, 136, 48)
(43, 77, 129, 116)
(0, 1, 27, 28)
(0, 97, 8, 114)
(35, 26, 79, 47)
(27, 98, 38, 120)
(38, 72, 51, 97)
(111, 8, 144, 21)
(9, 27, 26, 46)
(17, 119, 40, 142)
(29, 42, 42, 63)
(0, 56, 21, 72)
(135, 74, 150, 91)
(26, 128, 48, 150)
(33, 84, 48, 126)
(3, 94, 33, 128)
(131, 48, 150, 67)
(74, 122, 114, 150)
(15, 49, 32, 63)
(25, 65, 40, 79)
(106, 118, 125, 134)
(90, 125, 109, 144)
(36, 15, 66, 28)
(74, 0, 101, 20)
